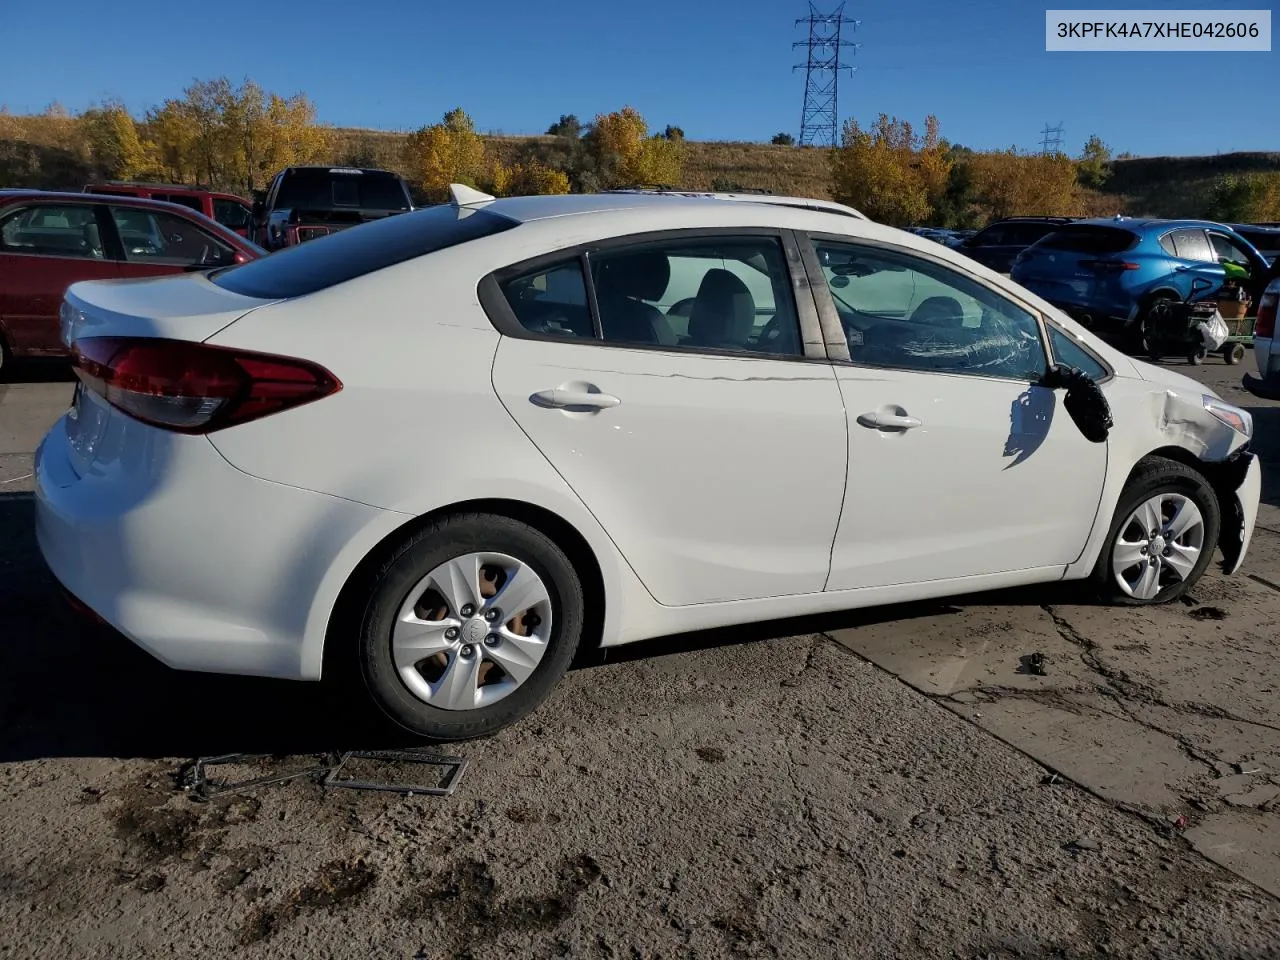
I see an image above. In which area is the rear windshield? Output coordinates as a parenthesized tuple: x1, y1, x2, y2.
(275, 168, 411, 211)
(210, 204, 517, 300)
(1036, 226, 1138, 254)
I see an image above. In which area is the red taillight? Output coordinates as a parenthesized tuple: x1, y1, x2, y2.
(71, 337, 341, 434)
(1257, 287, 1278, 339)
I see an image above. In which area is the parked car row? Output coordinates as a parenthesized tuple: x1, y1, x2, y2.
(0, 166, 414, 370)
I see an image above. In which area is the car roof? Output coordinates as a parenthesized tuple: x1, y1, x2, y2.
(448, 190, 867, 226)
(1230, 223, 1280, 235)
(1073, 216, 1245, 232)
(84, 182, 248, 201)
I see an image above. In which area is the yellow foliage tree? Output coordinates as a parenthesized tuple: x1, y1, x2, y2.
(829, 114, 952, 226)
(588, 106, 684, 187)
(402, 108, 488, 202)
(491, 160, 571, 197)
(78, 100, 153, 179)
(968, 149, 1081, 219)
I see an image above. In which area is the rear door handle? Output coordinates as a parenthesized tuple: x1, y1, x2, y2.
(530, 388, 620, 410)
(857, 411, 921, 431)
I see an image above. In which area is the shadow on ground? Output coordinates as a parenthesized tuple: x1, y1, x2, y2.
(0, 488, 1084, 765)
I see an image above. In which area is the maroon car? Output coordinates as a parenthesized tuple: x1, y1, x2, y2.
(0, 190, 262, 370)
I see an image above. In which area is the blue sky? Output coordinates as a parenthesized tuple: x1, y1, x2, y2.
(0, 0, 1274, 157)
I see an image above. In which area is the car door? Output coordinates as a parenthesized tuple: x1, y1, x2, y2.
(0, 201, 119, 357)
(1167, 228, 1225, 300)
(486, 230, 848, 607)
(802, 235, 1109, 591)
(213, 197, 254, 238)
(105, 205, 239, 279)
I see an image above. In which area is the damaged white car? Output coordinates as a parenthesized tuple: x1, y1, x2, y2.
(36, 186, 1261, 741)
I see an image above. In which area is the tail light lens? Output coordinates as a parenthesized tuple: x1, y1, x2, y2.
(72, 337, 341, 434)
(1255, 283, 1278, 339)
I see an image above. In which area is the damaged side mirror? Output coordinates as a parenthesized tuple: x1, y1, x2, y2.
(1038, 364, 1113, 443)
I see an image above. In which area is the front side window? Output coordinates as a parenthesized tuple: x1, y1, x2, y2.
(1209, 232, 1253, 266)
(1046, 324, 1108, 380)
(589, 237, 802, 355)
(109, 207, 234, 267)
(0, 203, 105, 259)
(812, 240, 1047, 380)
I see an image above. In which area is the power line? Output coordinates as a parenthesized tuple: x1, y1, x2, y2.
(1039, 122, 1065, 155)
(793, 3, 861, 148)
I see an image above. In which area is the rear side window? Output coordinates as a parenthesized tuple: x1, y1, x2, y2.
(1171, 229, 1214, 262)
(1037, 226, 1138, 254)
(154, 194, 204, 213)
(210, 205, 517, 299)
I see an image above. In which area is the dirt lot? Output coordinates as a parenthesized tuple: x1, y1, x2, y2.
(2, 357, 1279, 959)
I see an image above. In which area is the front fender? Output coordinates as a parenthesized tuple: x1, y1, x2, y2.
(1216, 451, 1261, 575)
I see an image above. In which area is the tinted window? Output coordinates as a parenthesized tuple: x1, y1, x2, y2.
(0, 203, 105, 259)
(211, 204, 517, 300)
(213, 198, 251, 229)
(1159, 233, 1178, 256)
(812, 240, 1047, 380)
(501, 260, 594, 338)
(1047, 325, 1107, 380)
(1171, 229, 1214, 262)
(590, 237, 802, 355)
(109, 207, 234, 267)
(275, 169, 411, 211)
(155, 194, 204, 213)
(1009, 223, 1060, 245)
(1037, 226, 1138, 254)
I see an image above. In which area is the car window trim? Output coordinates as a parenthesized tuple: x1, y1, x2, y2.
(1041, 319, 1115, 384)
(106, 203, 234, 267)
(477, 226, 829, 364)
(799, 231, 1054, 383)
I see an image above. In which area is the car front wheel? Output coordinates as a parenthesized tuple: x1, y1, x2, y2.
(1092, 456, 1220, 605)
(358, 513, 585, 741)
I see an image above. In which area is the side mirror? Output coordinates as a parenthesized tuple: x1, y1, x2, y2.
(1039, 365, 1112, 443)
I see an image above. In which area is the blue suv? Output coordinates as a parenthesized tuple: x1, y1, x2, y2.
(1010, 217, 1272, 344)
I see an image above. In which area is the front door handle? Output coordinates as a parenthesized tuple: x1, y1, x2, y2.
(857, 411, 921, 431)
(530, 388, 621, 410)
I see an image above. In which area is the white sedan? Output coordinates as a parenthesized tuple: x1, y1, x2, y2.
(36, 186, 1262, 741)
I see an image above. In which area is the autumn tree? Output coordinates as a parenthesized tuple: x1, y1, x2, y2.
(829, 114, 951, 226)
(968, 149, 1081, 219)
(402, 107, 487, 201)
(1210, 172, 1280, 222)
(1077, 134, 1113, 188)
(78, 100, 152, 179)
(584, 106, 684, 188)
(491, 160, 571, 197)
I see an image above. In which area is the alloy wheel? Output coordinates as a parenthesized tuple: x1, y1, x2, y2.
(1111, 493, 1205, 600)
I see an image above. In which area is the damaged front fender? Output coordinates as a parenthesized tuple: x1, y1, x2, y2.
(1214, 451, 1261, 575)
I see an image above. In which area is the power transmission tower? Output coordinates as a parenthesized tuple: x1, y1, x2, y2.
(793, 3, 861, 148)
(1039, 122, 1065, 155)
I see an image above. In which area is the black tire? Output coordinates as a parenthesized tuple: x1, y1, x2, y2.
(357, 513, 585, 741)
(1188, 348, 1206, 365)
(1139, 292, 1178, 359)
(1091, 456, 1220, 605)
(1225, 342, 1245, 365)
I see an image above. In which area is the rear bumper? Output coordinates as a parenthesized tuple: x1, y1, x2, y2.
(34, 417, 408, 681)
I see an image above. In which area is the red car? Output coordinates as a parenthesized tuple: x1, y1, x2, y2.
(83, 181, 255, 238)
(0, 190, 263, 370)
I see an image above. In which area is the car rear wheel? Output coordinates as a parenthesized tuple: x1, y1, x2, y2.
(1140, 292, 1179, 359)
(1091, 457, 1220, 605)
(357, 513, 585, 741)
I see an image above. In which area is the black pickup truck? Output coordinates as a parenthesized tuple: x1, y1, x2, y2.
(250, 166, 413, 251)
